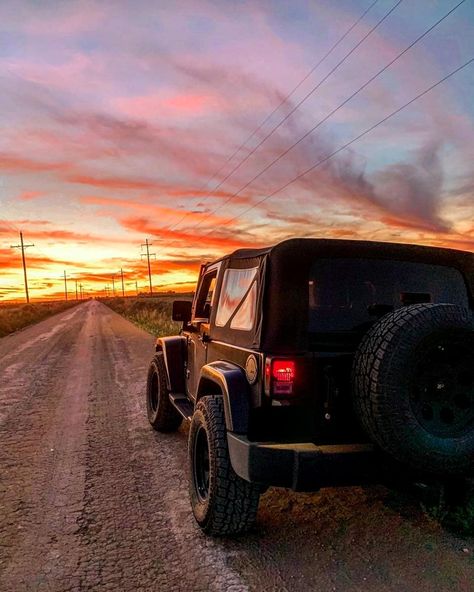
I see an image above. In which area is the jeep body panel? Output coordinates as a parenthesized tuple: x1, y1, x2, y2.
(197, 361, 251, 433)
(156, 336, 186, 393)
(227, 433, 375, 490)
(206, 341, 264, 411)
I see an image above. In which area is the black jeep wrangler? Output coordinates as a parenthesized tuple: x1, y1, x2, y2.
(146, 238, 474, 535)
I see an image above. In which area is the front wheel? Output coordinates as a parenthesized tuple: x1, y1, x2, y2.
(188, 396, 260, 535)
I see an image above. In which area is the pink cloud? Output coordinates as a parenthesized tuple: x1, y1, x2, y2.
(114, 92, 225, 120)
(18, 190, 45, 200)
(20, 3, 106, 37)
(5, 54, 99, 91)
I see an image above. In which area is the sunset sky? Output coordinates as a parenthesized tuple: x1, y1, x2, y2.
(1, 0, 473, 301)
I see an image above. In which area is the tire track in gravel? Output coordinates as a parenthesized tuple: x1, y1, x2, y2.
(96, 303, 251, 592)
(0, 304, 84, 427)
(0, 304, 91, 591)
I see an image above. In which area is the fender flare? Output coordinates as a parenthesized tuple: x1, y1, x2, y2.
(156, 336, 186, 394)
(197, 361, 250, 434)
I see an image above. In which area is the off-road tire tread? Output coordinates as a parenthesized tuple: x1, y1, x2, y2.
(146, 353, 182, 432)
(189, 396, 260, 536)
(353, 303, 474, 475)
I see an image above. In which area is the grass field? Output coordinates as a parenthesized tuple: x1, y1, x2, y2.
(0, 300, 81, 338)
(101, 295, 193, 337)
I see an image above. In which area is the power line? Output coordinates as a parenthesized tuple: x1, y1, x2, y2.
(193, 0, 466, 228)
(204, 56, 474, 235)
(184, 0, 404, 232)
(0, 214, 19, 234)
(166, 0, 381, 232)
(10, 232, 34, 303)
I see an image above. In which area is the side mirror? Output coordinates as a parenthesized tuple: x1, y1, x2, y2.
(172, 300, 192, 323)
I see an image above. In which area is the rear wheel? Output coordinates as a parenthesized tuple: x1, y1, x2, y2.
(188, 396, 260, 535)
(146, 353, 182, 432)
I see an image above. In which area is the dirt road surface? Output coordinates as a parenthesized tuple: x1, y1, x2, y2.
(0, 300, 472, 591)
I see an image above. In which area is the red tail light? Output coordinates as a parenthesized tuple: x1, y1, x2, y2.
(265, 358, 296, 397)
(272, 360, 295, 382)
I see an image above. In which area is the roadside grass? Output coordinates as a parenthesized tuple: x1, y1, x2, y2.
(101, 296, 192, 336)
(0, 300, 81, 338)
(422, 486, 474, 536)
(444, 498, 474, 536)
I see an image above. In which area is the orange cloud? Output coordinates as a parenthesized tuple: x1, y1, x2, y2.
(427, 235, 474, 252)
(0, 222, 126, 245)
(0, 248, 73, 270)
(378, 215, 445, 233)
(120, 216, 262, 252)
(0, 153, 69, 173)
(67, 174, 158, 191)
(81, 195, 233, 225)
(18, 191, 46, 200)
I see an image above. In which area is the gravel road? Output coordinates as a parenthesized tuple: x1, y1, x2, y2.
(0, 300, 472, 591)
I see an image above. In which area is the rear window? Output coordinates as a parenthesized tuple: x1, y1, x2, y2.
(309, 258, 468, 333)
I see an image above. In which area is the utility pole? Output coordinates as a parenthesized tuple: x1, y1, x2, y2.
(112, 275, 116, 297)
(75, 279, 78, 301)
(141, 238, 156, 296)
(120, 268, 125, 297)
(79, 283, 83, 300)
(63, 270, 69, 301)
(10, 231, 34, 303)
(135, 280, 139, 296)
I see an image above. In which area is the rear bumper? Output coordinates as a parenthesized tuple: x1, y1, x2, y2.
(227, 433, 376, 491)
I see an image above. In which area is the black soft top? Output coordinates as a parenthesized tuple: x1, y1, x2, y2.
(220, 238, 473, 294)
(225, 238, 472, 267)
(209, 238, 474, 352)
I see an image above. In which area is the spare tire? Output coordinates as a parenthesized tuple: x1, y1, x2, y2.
(353, 303, 474, 476)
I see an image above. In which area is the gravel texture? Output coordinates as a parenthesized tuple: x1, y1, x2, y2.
(0, 300, 472, 591)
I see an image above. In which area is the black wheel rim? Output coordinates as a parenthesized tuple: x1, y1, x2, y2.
(150, 369, 159, 412)
(193, 426, 210, 502)
(410, 336, 474, 438)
